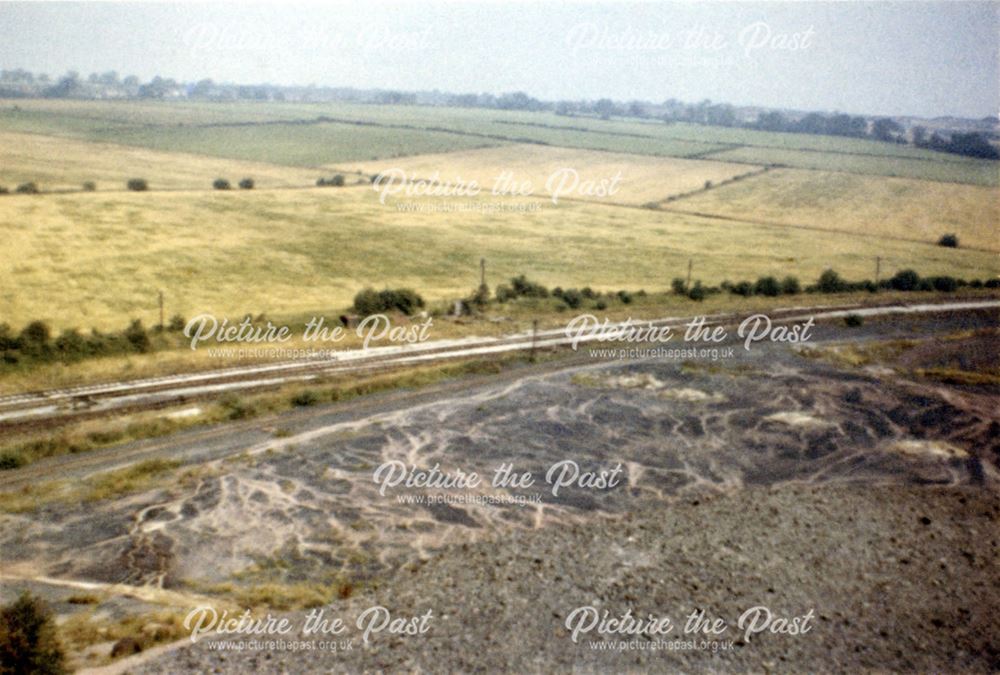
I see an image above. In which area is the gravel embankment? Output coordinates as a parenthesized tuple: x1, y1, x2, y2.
(133, 482, 999, 674)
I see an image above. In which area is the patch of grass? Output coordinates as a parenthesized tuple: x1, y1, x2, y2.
(58, 608, 188, 665)
(912, 367, 1000, 386)
(82, 459, 182, 502)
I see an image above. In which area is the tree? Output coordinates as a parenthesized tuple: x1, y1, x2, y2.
(238, 178, 255, 190)
(594, 98, 616, 120)
(0, 593, 66, 674)
(872, 118, 904, 143)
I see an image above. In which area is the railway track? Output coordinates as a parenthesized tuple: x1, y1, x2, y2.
(0, 298, 996, 429)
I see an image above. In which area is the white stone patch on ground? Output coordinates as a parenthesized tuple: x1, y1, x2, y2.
(893, 439, 969, 459)
(764, 411, 833, 428)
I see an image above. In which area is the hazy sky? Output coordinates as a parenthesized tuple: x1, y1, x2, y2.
(1, 1, 997, 118)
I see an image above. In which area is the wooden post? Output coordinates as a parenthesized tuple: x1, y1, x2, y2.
(480, 257, 486, 287)
(158, 290, 164, 330)
(875, 257, 881, 291)
(686, 259, 693, 292)
(530, 319, 538, 362)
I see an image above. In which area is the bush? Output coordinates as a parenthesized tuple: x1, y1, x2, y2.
(0, 186, 8, 195)
(687, 282, 706, 301)
(754, 276, 781, 297)
(0, 452, 24, 470)
(127, 178, 148, 191)
(352, 288, 425, 316)
(580, 287, 596, 299)
(495, 284, 515, 303)
(213, 178, 231, 190)
(671, 277, 687, 295)
(616, 290, 633, 304)
(844, 314, 864, 327)
(780, 276, 801, 295)
(929, 275, 959, 292)
(0, 592, 66, 674)
(82, 181, 96, 192)
(888, 269, 920, 291)
(937, 233, 959, 248)
(15, 182, 39, 194)
(124, 319, 151, 353)
(560, 288, 583, 309)
(986, 278, 1000, 289)
(731, 281, 754, 297)
(316, 177, 328, 187)
(594, 299, 607, 310)
(510, 275, 549, 298)
(469, 283, 490, 308)
(815, 269, 847, 293)
(168, 314, 186, 331)
(238, 178, 255, 190)
(220, 395, 256, 420)
(331, 174, 345, 187)
(291, 390, 320, 407)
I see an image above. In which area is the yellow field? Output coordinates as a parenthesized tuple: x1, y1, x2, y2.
(673, 168, 1000, 252)
(337, 144, 762, 206)
(0, 131, 323, 191)
(1, 186, 996, 331)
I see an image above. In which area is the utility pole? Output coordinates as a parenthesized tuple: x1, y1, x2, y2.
(875, 256, 881, 291)
(686, 259, 693, 292)
(480, 257, 486, 287)
(158, 290, 164, 330)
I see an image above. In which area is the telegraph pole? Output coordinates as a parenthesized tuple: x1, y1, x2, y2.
(875, 257, 881, 291)
(158, 290, 164, 330)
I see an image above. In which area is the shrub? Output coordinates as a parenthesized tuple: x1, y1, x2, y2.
(0, 592, 66, 674)
(213, 178, 231, 190)
(560, 288, 583, 309)
(291, 390, 320, 407)
(469, 283, 490, 308)
(168, 314, 186, 331)
(15, 182, 39, 194)
(352, 288, 425, 316)
(316, 177, 328, 187)
(704, 180, 712, 190)
(238, 178, 255, 190)
(671, 277, 687, 295)
(731, 281, 754, 297)
(688, 282, 706, 301)
(816, 269, 846, 294)
(127, 178, 148, 191)
(929, 276, 958, 292)
(580, 287, 596, 299)
(510, 275, 549, 298)
(0, 452, 24, 470)
(0, 186, 8, 195)
(331, 174, 345, 187)
(124, 319, 151, 353)
(754, 276, 781, 297)
(970, 279, 983, 289)
(616, 290, 633, 304)
(986, 278, 1000, 289)
(220, 395, 256, 420)
(594, 299, 607, 310)
(844, 314, 864, 327)
(82, 181, 96, 192)
(888, 269, 921, 291)
(780, 276, 801, 295)
(495, 284, 515, 303)
(937, 233, 959, 248)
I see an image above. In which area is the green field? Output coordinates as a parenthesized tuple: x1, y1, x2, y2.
(1, 100, 996, 184)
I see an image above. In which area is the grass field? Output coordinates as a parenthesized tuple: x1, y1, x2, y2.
(1, 186, 996, 331)
(2, 100, 996, 184)
(341, 144, 764, 206)
(0, 131, 324, 191)
(672, 168, 1000, 251)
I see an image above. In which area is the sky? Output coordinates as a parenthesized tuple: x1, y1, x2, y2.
(0, 1, 997, 118)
